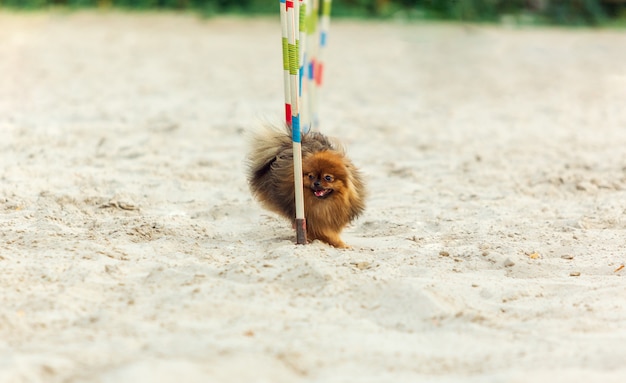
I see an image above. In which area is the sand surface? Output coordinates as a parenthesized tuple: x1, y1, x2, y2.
(1, 11, 626, 382)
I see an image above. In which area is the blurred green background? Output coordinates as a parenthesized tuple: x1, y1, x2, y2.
(1, 0, 625, 25)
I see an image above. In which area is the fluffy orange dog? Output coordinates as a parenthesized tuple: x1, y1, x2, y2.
(247, 124, 366, 248)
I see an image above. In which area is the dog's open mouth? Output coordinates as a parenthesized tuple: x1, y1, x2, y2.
(312, 188, 333, 198)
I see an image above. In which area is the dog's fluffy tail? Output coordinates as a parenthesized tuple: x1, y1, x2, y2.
(246, 124, 292, 182)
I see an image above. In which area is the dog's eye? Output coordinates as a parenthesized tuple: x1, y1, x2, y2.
(307, 174, 315, 180)
(324, 175, 333, 182)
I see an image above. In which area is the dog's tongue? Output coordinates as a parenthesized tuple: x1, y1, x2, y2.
(315, 190, 327, 197)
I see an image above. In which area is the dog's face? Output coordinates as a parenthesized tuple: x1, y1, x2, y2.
(302, 151, 349, 200)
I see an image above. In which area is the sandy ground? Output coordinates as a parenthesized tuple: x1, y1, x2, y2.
(1, 11, 626, 383)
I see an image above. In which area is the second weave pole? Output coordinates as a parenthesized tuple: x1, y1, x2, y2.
(281, 0, 307, 244)
(305, 0, 332, 132)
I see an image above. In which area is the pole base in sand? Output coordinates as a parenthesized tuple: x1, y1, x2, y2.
(296, 218, 307, 245)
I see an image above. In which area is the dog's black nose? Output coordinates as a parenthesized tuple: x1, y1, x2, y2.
(313, 180, 321, 188)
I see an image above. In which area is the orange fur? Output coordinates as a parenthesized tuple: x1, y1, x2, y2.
(247, 124, 366, 248)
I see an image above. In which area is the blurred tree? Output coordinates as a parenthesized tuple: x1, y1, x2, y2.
(545, 0, 607, 24)
(0, 0, 622, 25)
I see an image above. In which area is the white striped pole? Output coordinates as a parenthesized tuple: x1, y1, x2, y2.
(312, 0, 332, 131)
(305, 0, 319, 131)
(299, 0, 311, 133)
(280, 0, 292, 127)
(285, 0, 307, 244)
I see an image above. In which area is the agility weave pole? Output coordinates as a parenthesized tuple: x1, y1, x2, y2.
(281, 0, 307, 244)
(305, 0, 332, 131)
(280, 0, 332, 244)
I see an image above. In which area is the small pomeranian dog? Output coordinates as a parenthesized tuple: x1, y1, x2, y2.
(247, 124, 366, 248)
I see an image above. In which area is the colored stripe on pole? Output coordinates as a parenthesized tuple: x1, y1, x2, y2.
(308, 59, 315, 80)
(285, 104, 292, 125)
(292, 115, 301, 142)
(288, 44, 298, 75)
(316, 62, 323, 86)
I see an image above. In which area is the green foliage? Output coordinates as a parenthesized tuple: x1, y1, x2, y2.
(544, 0, 608, 25)
(0, 0, 623, 25)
